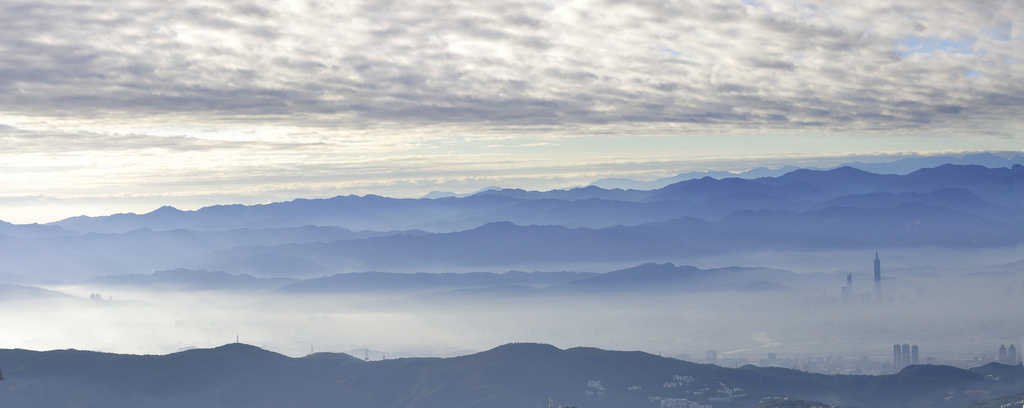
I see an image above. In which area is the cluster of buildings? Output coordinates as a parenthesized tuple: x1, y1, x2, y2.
(745, 343, 1021, 376)
(753, 353, 895, 375)
(998, 344, 1020, 365)
(841, 252, 883, 304)
(893, 344, 920, 369)
(649, 397, 711, 408)
(699, 253, 1023, 376)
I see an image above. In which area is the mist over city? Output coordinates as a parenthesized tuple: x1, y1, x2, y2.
(2, 0, 1023, 406)
(2, 156, 1023, 367)
(12, 248, 1024, 366)
(4, 158, 1024, 408)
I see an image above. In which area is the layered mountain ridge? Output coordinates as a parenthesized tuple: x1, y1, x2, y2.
(0, 164, 1019, 280)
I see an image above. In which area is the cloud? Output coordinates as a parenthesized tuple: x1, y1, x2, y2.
(0, 0, 1018, 132)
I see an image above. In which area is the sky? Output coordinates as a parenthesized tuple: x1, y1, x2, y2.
(0, 0, 1021, 224)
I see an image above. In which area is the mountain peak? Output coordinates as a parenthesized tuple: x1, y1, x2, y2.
(150, 205, 182, 214)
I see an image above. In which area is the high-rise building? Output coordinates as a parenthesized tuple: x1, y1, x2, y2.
(902, 344, 910, 367)
(998, 344, 1019, 364)
(894, 344, 902, 369)
(707, 350, 717, 364)
(911, 345, 919, 365)
(874, 252, 882, 302)
(842, 273, 853, 302)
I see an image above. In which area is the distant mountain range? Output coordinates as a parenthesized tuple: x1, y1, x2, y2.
(60, 263, 803, 296)
(203, 200, 1015, 274)
(84, 269, 297, 292)
(589, 152, 1024, 190)
(0, 283, 72, 300)
(4, 259, 1002, 307)
(1, 342, 1021, 408)
(0, 163, 1019, 280)
(36, 162, 1024, 234)
(276, 270, 596, 294)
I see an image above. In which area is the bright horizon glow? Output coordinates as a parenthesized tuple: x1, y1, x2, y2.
(0, 148, 1013, 225)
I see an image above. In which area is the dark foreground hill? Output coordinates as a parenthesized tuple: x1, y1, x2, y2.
(2, 343, 1022, 408)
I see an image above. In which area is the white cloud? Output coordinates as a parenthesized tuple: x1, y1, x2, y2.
(0, 0, 1019, 129)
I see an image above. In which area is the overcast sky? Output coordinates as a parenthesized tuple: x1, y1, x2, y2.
(1, 0, 1021, 223)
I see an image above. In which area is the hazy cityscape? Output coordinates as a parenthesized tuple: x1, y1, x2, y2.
(3, 156, 1024, 408)
(2, 0, 1022, 406)
(2, 154, 1023, 407)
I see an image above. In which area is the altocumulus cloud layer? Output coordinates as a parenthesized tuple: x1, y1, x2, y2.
(2, 0, 1020, 127)
(0, 0, 1022, 221)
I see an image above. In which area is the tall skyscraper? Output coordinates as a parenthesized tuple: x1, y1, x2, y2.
(911, 345, 919, 365)
(894, 344, 902, 369)
(842, 273, 853, 302)
(1000, 345, 1008, 362)
(707, 350, 717, 364)
(874, 252, 882, 302)
(902, 344, 910, 368)
(1009, 344, 1018, 364)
